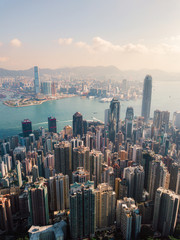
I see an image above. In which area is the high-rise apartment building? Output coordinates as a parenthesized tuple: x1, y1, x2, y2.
(95, 183, 116, 229)
(115, 178, 128, 200)
(49, 174, 69, 212)
(28, 182, 49, 226)
(153, 187, 179, 237)
(51, 81, 56, 95)
(70, 181, 96, 239)
(16, 160, 22, 187)
(142, 150, 154, 192)
(32, 165, 39, 183)
(123, 165, 144, 203)
(72, 146, 90, 172)
(72, 167, 90, 184)
(149, 157, 169, 200)
(90, 150, 103, 187)
(141, 75, 152, 122)
(169, 162, 180, 194)
(54, 142, 72, 179)
(153, 110, 162, 129)
(153, 110, 170, 132)
(34, 66, 40, 94)
(173, 111, 180, 129)
(116, 197, 141, 240)
(0, 197, 13, 232)
(48, 116, 57, 133)
(42, 81, 52, 95)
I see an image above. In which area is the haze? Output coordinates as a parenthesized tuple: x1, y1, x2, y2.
(1, 0, 180, 71)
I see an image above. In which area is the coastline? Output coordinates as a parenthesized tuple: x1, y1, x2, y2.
(3, 94, 76, 108)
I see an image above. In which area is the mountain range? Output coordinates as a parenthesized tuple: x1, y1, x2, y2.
(0, 66, 179, 82)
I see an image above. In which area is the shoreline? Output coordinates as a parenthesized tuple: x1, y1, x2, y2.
(3, 95, 76, 108)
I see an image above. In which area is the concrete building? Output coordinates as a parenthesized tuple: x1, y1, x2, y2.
(72, 167, 90, 184)
(109, 98, 120, 143)
(95, 183, 116, 229)
(49, 174, 69, 212)
(16, 160, 23, 187)
(28, 221, 67, 240)
(123, 165, 144, 203)
(116, 197, 141, 240)
(69, 181, 95, 239)
(153, 187, 179, 237)
(149, 157, 169, 200)
(141, 75, 152, 122)
(28, 182, 49, 226)
(34, 66, 40, 95)
(173, 111, 180, 129)
(90, 150, 103, 188)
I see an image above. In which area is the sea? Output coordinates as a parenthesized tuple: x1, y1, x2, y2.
(0, 80, 179, 138)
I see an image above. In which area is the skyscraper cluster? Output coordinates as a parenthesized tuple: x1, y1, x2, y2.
(0, 74, 180, 239)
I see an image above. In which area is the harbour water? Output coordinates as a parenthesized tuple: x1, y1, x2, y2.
(0, 80, 179, 138)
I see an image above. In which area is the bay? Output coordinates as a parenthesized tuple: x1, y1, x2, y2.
(0, 80, 180, 138)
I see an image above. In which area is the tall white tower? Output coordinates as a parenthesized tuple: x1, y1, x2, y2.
(34, 66, 40, 94)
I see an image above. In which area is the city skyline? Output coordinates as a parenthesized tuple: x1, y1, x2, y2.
(0, 1, 180, 239)
(1, 0, 180, 71)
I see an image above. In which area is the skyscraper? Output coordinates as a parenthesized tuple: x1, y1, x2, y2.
(28, 182, 49, 226)
(153, 109, 162, 129)
(173, 111, 180, 129)
(34, 66, 40, 95)
(32, 165, 39, 183)
(16, 160, 22, 187)
(109, 98, 120, 143)
(169, 162, 180, 194)
(95, 183, 116, 229)
(54, 142, 72, 180)
(0, 197, 13, 232)
(90, 150, 103, 188)
(149, 158, 169, 200)
(48, 116, 57, 133)
(49, 173, 69, 212)
(116, 198, 141, 240)
(70, 181, 96, 239)
(72, 146, 90, 172)
(22, 119, 32, 137)
(123, 165, 145, 203)
(141, 75, 152, 122)
(125, 107, 134, 140)
(153, 187, 179, 237)
(142, 150, 154, 192)
(73, 112, 83, 137)
(42, 81, 52, 95)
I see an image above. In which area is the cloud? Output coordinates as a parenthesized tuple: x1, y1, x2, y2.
(76, 36, 180, 55)
(0, 42, 3, 47)
(76, 37, 149, 54)
(152, 43, 180, 54)
(76, 41, 91, 51)
(58, 38, 73, 45)
(0, 57, 9, 62)
(164, 35, 180, 41)
(10, 38, 22, 47)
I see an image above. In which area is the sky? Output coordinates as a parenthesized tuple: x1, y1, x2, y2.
(1, 0, 180, 71)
